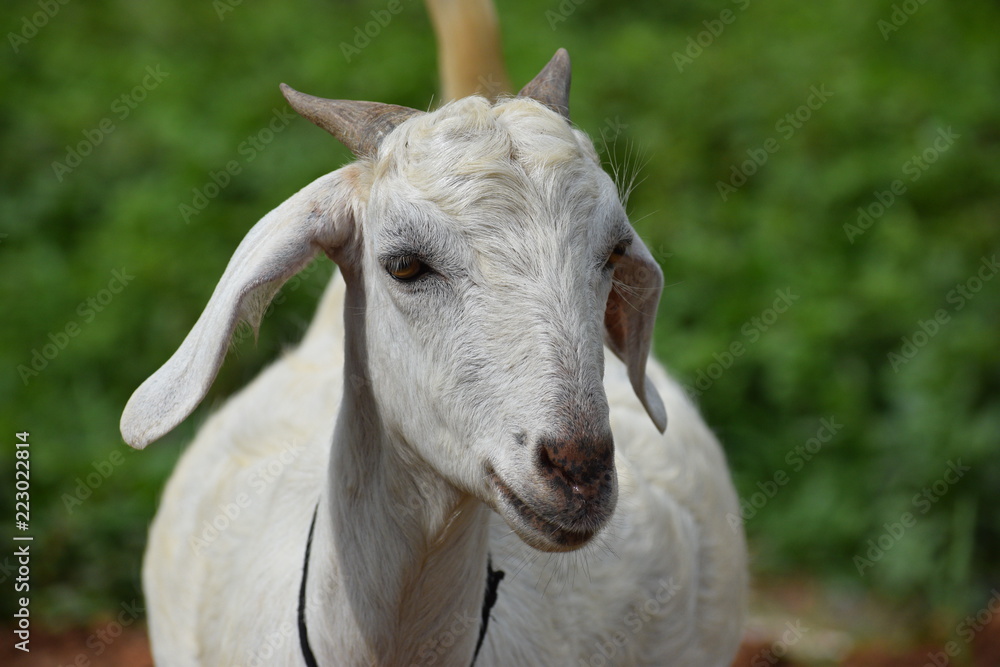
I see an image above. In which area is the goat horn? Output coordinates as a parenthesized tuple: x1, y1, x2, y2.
(280, 84, 423, 158)
(517, 48, 571, 119)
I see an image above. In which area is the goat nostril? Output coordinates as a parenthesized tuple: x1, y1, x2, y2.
(536, 442, 556, 472)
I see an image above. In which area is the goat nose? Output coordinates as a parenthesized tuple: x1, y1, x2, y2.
(535, 433, 614, 501)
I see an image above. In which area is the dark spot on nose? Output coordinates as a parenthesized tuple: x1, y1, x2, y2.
(535, 431, 614, 503)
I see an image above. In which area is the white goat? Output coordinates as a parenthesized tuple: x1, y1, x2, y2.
(121, 50, 746, 665)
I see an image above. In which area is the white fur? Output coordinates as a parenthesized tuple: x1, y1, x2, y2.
(132, 96, 746, 665)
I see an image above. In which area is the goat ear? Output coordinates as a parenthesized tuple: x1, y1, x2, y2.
(604, 236, 667, 433)
(120, 168, 358, 449)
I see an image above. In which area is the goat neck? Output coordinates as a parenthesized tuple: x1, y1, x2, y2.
(306, 267, 492, 665)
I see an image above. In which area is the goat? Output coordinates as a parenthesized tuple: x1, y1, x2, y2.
(121, 28, 746, 667)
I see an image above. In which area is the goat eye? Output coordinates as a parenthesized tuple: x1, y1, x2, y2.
(604, 243, 628, 270)
(386, 256, 428, 281)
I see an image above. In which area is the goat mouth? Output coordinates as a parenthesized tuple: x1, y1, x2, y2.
(487, 469, 601, 552)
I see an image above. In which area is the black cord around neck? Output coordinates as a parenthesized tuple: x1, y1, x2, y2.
(296, 504, 504, 667)
(298, 506, 320, 667)
(470, 556, 505, 665)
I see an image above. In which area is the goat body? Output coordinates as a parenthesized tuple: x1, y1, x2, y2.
(125, 57, 746, 666)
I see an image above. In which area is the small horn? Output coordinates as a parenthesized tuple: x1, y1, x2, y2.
(280, 84, 423, 157)
(517, 48, 571, 119)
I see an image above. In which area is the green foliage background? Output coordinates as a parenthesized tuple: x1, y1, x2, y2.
(1, 0, 997, 634)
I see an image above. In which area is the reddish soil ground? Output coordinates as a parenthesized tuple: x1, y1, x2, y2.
(3, 625, 153, 667)
(5, 596, 999, 666)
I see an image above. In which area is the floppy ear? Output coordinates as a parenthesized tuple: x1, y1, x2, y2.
(604, 235, 667, 433)
(120, 168, 358, 449)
